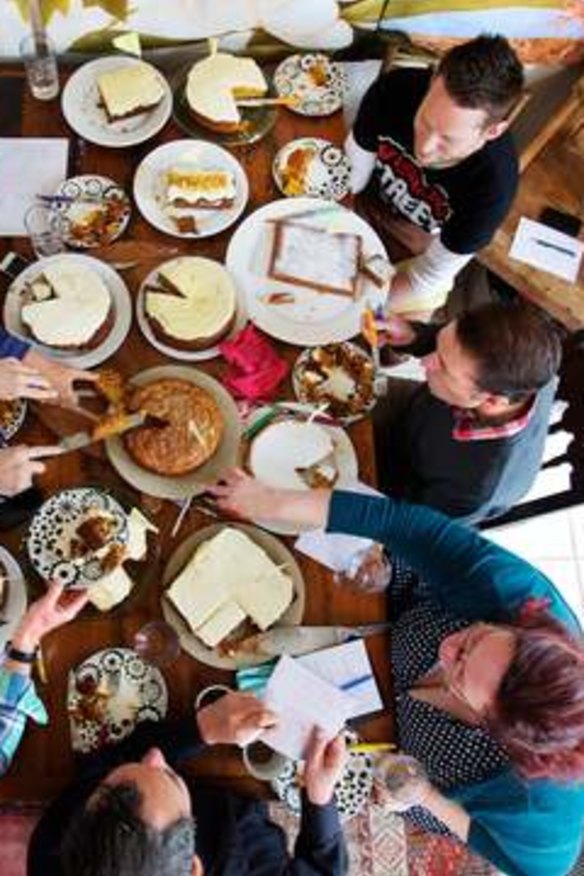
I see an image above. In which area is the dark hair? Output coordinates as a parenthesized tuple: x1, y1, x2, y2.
(455, 301, 563, 401)
(438, 34, 524, 123)
(61, 782, 195, 876)
(487, 612, 584, 781)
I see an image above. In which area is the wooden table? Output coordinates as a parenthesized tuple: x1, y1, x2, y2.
(0, 68, 393, 804)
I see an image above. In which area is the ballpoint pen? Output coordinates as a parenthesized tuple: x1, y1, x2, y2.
(534, 238, 576, 257)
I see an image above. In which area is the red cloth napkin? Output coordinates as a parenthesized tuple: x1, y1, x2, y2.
(219, 323, 289, 401)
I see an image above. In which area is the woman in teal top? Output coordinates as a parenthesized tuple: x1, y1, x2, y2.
(211, 470, 584, 876)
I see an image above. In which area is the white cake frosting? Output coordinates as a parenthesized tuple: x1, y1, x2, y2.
(249, 421, 334, 490)
(97, 63, 165, 119)
(146, 257, 236, 343)
(21, 261, 111, 347)
(272, 222, 361, 296)
(166, 162, 236, 206)
(167, 527, 293, 647)
(186, 52, 266, 126)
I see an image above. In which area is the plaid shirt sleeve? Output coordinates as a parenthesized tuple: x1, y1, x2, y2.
(0, 666, 48, 776)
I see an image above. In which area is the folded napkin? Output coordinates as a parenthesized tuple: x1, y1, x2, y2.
(220, 323, 289, 402)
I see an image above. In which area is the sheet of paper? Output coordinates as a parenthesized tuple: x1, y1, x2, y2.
(262, 655, 355, 760)
(0, 138, 69, 235)
(299, 639, 383, 719)
(509, 217, 583, 283)
(294, 480, 383, 572)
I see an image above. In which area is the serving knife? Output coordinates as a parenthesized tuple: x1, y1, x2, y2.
(56, 411, 151, 454)
(230, 622, 391, 659)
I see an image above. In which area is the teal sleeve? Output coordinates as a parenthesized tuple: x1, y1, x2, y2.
(327, 491, 581, 631)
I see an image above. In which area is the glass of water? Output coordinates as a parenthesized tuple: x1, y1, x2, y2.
(24, 204, 65, 259)
(20, 34, 60, 101)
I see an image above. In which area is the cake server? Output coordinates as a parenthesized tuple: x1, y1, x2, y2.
(230, 622, 391, 659)
(56, 411, 151, 453)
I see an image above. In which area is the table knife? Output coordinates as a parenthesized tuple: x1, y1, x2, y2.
(231, 622, 391, 659)
(57, 411, 149, 453)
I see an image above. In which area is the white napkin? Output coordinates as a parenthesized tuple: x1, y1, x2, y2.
(0, 138, 69, 235)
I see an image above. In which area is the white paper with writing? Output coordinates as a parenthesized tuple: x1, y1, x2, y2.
(509, 217, 583, 283)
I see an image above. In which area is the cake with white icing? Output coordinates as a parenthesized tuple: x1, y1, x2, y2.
(163, 159, 237, 234)
(97, 63, 166, 122)
(21, 261, 112, 350)
(166, 527, 293, 648)
(145, 257, 236, 350)
(185, 52, 267, 132)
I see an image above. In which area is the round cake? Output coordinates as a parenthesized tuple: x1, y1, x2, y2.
(144, 257, 236, 351)
(185, 52, 267, 133)
(125, 378, 223, 476)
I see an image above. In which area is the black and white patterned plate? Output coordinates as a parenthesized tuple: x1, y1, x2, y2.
(26, 487, 128, 588)
(273, 138, 350, 201)
(52, 175, 131, 248)
(0, 398, 27, 441)
(272, 729, 372, 821)
(68, 647, 168, 753)
(274, 54, 346, 117)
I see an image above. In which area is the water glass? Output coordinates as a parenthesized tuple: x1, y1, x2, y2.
(24, 204, 65, 259)
(133, 620, 181, 667)
(20, 34, 59, 101)
(334, 543, 392, 594)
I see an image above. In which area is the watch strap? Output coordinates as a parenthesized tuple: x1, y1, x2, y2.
(5, 641, 38, 664)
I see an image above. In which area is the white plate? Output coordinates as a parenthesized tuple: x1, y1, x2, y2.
(3, 253, 132, 369)
(52, 174, 131, 249)
(136, 257, 247, 362)
(133, 140, 249, 239)
(68, 647, 168, 753)
(0, 547, 27, 651)
(274, 54, 346, 117)
(273, 138, 350, 201)
(247, 419, 358, 535)
(106, 365, 241, 500)
(161, 522, 305, 670)
(61, 56, 172, 148)
(225, 197, 389, 346)
(0, 398, 27, 441)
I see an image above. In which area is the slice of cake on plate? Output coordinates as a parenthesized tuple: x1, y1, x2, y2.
(97, 63, 166, 122)
(163, 156, 237, 234)
(186, 52, 267, 132)
(20, 260, 112, 350)
(145, 257, 236, 351)
(268, 221, 362, 298)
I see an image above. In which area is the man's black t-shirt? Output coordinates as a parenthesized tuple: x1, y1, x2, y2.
(353, 68, 518, 254)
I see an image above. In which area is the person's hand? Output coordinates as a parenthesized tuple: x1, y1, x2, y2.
(23, 350, 98, 407)
(374, 313, 416, 348)
(197, 691, 278, 747)
(11, 581, 90, 653)
(208, 468, 277, 521)
(0, 357, 57, 401)
(303, 728, 346, 806)
(0, 444, 60, 496)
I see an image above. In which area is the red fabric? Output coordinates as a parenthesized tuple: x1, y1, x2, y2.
(220, 323, 289, 402)
(452, 395, 536, 442)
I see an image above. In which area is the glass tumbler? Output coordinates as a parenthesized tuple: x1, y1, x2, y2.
(24, 204, 65, 259)
(20, 33, 59, 101)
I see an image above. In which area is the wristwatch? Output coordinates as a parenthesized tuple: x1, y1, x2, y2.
(5, 641, 38, 664)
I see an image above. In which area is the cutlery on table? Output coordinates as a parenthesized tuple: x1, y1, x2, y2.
(52, 411, 165, 455)
(230, 622, 392, 659)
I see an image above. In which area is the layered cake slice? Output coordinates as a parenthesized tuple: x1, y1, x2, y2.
(185, 52, 267, 132)
(97, 62, 166, 122)
(268, 220, 362, 298)
(21, 260, 112, 350)
(145, 257, 236, 351)
(164, 158, 237, 234)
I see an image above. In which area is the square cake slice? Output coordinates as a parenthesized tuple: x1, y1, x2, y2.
(97, 63, 165, 122)
(268, 221, 362, 298)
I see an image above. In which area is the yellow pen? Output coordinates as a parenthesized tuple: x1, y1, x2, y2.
(349, 742, 397, 754)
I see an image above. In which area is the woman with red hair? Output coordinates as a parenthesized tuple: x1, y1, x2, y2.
(211, 470, 584, 876)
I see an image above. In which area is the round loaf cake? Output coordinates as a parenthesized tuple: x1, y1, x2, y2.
(125, 378, 223, 476)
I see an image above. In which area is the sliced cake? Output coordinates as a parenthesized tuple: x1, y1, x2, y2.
(97, 62, 166, 122)
(185, 52, 267, 132)
(164, 158, 237, 234)
(21, 260, 112, 350)
(145, 257, 236, 351)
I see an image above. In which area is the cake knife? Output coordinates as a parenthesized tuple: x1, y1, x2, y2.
(56, 411, 152, 454)
(229, 622, 391, 659)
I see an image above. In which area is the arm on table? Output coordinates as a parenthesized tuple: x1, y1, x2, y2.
(389, 237, 473, 311)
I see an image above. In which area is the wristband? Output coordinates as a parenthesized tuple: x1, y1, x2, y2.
(5, 641, 38, 664)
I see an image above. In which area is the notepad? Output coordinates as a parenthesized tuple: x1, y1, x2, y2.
(0, 138, 69, 235)
(510, 217, 583, 283)
(299, 639, 383, 719)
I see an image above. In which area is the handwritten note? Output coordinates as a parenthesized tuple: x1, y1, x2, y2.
(510, 217, 583, 283)
(299, 639, 383, 719)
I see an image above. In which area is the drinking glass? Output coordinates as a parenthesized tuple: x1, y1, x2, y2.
(24, 204, 65, 259)
(132, 620, 181, 667)
(20, 34, 60, 101)
(333, 543, 392, 594)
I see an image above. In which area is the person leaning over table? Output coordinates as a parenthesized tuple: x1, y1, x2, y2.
(28, 693, 349, 876)
(345, 34, 523, 318)
(372, 300, 563, 525)
(0, 325, 97, 497)
(0, 581, 89, 776)
(209, 469, 584, 876)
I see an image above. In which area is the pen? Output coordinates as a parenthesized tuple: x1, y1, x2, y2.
(340, 673, 373, 692)
(349, 742, 397, 753)
(534, 238, 576, 257)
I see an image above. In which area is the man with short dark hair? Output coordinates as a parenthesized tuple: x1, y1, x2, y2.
(373, 301, 563, 524)
(27, 692, 348, 876)
(347, 35, 524, 316)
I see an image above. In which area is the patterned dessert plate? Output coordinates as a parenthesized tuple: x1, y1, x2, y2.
(0, 398, 27, 441)
(273, 138, 350, 201)
(26, 486, 129, 589)
(274, 54, 346, 116)
(0, 546, 27, 651)
(52, 175, 131, 249)
(68, 647, 168, 753)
